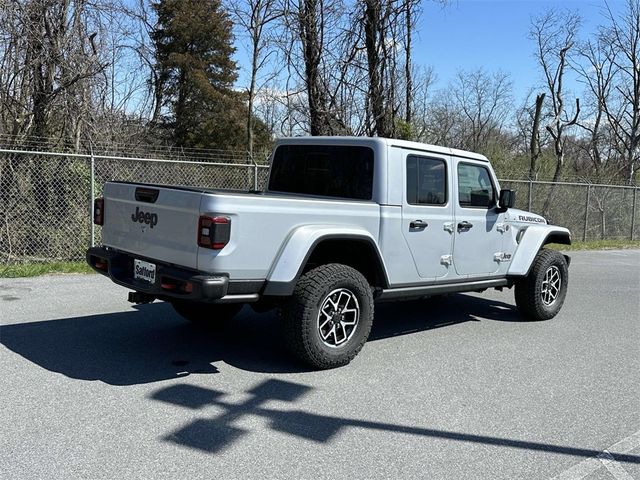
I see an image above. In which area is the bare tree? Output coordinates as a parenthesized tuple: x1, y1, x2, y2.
(275, 0, 351, 135)
(530, 9, 581, 216)
(0, 0, 157, 147)
(451, 68, 512, 152)
(275, 0, 366, 136)
(408, 65, 436, 140)
(25, 0, 109, 141)
(254, 0, 442, 140)
(574, 35, 617, 177)
(601, 0, 640, 183)
(514, 90, 552, 179)
(0, 1, 31, 140)
(231, 0, 281, 154)
(363, 0, 390, 137)
(297, 0, 331, 135)
(424, 88, 457, 146)
(402, 0, 417, 125)
(123, 0, 166, 127)
(361, 0, 413, 137)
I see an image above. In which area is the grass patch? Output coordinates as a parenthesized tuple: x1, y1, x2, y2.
(0, 261, 94, 278)
(547, 239, 640, 251)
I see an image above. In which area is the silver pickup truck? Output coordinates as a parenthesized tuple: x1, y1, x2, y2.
(87, 137, 571, 369)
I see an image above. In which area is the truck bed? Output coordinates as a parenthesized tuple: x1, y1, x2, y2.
(101, 181, 380, 279)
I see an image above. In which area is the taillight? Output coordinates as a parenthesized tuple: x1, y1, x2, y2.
(198, 216, 231, 250)
(94, 197, 104, 225)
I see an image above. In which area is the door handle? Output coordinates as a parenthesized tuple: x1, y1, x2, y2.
(457, 221, 473, 231)
(410, 220, 428, 229)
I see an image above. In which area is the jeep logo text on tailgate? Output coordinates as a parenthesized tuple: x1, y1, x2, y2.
(131, 207, 158, 228)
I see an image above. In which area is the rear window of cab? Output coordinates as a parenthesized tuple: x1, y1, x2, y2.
(268, 145, 374, 200)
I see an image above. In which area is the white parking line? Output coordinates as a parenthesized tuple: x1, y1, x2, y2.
(598, 451, 635, 480)
(552, 430, 640, 480)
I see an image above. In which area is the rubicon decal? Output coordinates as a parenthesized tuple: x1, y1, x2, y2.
(131, 207, 158, 228)
(518, 215, 545, 224)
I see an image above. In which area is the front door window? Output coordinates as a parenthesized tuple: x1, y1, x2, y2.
(457, 163, 495, 208)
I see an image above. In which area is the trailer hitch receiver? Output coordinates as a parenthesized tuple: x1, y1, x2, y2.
(128, 291, 156, 304)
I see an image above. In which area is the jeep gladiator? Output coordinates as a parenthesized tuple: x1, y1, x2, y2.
(87, 137, 571, 369)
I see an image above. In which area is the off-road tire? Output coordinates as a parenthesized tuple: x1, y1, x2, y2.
(515, 249, 568, 321)
(170, 300, 243, 326)
(281, 264, 374, 369)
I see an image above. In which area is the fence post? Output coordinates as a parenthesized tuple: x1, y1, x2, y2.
(528, 179, 533, 212)
(632, 187, 638, 241)
(90, 145, 95, 247)
(583, 184, 591, 242)
(254, 164, 258, 191)
(247, 151, 259, 191)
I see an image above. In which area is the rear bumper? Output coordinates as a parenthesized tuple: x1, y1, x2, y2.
(86, 246, 261, 303)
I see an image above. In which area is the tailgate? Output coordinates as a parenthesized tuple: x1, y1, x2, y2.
(101, 182, 202, 269)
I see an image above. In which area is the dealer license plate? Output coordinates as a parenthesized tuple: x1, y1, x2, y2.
(134, 259, 156, 284)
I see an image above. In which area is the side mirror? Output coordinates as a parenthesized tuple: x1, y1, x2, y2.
(498, 189, 516, 211)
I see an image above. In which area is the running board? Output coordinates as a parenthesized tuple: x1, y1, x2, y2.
(376, 279, 511, 302)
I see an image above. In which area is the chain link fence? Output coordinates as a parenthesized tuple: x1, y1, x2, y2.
(1, 147, 638, 264)
(0, 148, 269, 264)
(499, 179, 639, 242)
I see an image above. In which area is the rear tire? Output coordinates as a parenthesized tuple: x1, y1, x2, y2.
(281, 264, 374, 369)
(515, 249, 568, 321)
(170, 300, 243, 326)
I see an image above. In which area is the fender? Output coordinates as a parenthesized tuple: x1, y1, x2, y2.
(508, 225, 571, 276)
(262, 225, 389, 296)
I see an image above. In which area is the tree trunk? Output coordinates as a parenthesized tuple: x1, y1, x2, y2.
(151, 70, 164, 125)
(174, 69, 189, 145)
(300, 0, 328, 136)
(364, 0, 389, 137)
(542, 135, 564, 218)
(404, 0, 412, 126)
(247, 39, 259, 155)
(529, 93, 545, 180)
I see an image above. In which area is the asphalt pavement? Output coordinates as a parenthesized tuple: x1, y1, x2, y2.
(1, 249, 639, 479)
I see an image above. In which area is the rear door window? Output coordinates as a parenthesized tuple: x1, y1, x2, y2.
(406, 156, 447, 205)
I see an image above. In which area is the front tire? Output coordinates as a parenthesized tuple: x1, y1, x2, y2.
(515, 249, 568, 321)
(282, 264, 374, 369)
(170, 300, 243, 326)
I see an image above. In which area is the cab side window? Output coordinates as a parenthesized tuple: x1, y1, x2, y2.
(406, 156, 447, 206)
(457, 163, 495, 208)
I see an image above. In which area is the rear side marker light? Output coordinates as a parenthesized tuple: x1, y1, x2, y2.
(93, 258, 108, 271)
(161, 278, 193, 294)
(94, 198, 104, 226)
(198, 216, 231, 250)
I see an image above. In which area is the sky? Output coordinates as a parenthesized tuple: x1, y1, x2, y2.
(411, 0, 625, 101)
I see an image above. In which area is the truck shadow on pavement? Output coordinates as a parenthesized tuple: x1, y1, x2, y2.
(1, 294, 520, 385)
(150, 379, 640, 466)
